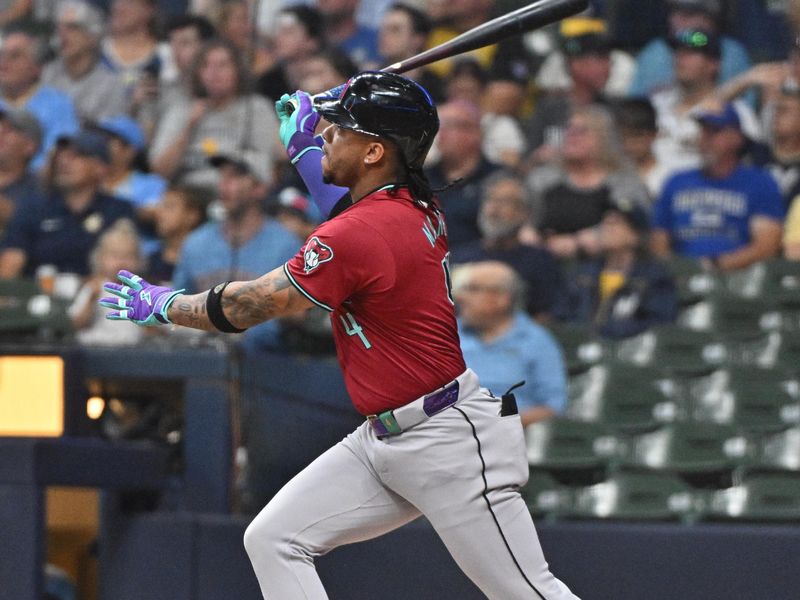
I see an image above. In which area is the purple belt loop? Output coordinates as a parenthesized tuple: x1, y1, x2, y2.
(423, 381, 460, 416)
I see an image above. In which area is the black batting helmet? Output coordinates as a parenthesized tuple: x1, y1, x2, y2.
(314, 71, 438, 170)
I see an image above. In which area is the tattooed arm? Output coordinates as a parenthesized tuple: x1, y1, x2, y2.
(169, 266, 315, 331)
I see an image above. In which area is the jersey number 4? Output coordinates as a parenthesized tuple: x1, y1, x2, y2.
(340, 311, 372, 349)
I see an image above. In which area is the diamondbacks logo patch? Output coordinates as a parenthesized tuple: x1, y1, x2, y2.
(303, 236, 333, 273)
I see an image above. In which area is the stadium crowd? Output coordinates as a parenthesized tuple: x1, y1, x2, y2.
(1, 0, 799, 425)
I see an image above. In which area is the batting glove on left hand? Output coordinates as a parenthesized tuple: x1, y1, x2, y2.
(276, 91, 322, 163)
(99, 270, 184, 327)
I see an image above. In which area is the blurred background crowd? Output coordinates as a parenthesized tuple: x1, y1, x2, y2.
(2, 1, 800, 597)
(0, 0, 799, 426)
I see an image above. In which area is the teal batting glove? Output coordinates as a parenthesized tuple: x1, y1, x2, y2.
(99, 270, 184, 327)
(275, 91, 322, 163)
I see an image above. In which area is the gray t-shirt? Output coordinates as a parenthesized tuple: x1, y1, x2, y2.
(42, 58, 130, 122)
(150, 94, 279, 190)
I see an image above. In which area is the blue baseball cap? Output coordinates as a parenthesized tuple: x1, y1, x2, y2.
(96, 116, 145, 151)
(57, 130, 112, 164)
(694, 103, 742, 132)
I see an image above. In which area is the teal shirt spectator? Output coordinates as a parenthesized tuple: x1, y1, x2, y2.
(458, 312, 567, 414)
(173, 219, 301, 349)
(0, 86, 79, 171)
(628, 36, 751, 98)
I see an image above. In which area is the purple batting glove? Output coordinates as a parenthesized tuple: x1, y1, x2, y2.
(99, 270, 184, 327)
(276, 91, 322, 163)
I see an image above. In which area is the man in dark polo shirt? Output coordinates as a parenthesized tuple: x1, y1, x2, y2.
(0, 129, 134, 278)
(0, 107, 44, 236)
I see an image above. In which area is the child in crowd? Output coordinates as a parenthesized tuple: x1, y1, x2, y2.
(68, 219, 143, 346)
(148, 184, 210, 284)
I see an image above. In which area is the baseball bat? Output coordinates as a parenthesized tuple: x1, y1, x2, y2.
(288, 0, 588, 110)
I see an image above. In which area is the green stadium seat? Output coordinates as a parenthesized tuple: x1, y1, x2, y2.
(677, 292, 780, 337)
(752, 426, 800, 472)
(521, 470, 573, 518)
(615, 326, 727, 374)
(525, 418, 619, 472)
(0, 279, 72, 339)
(567, 363, 681, 431)
(665, 256, 720, 305)
(749, 258, 800, 303)
(687, 368, 800, 432)
(568, 470, 695, 521)
(704, 474, 800, 521)
(547, 322, 606, 375)
(621, 423, 745, 474)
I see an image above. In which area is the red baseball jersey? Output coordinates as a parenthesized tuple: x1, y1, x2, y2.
(284, 185, 466, 415)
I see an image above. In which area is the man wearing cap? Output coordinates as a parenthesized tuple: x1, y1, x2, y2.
(555, 203, 678, 339)
(0, 130, 135, 278)
(536, 16, 635, 100)
(96, 115, 166, 250)
(171, 152, 300, 349)
(651, 28, 761, 175)
(0, 108, 44, 236)
(43, 0, 130, 122)
(652, 103, 785, 271)
(629, 0, 751, 98)
(0, 26, 80, 172)
(526, 17, 618, 165)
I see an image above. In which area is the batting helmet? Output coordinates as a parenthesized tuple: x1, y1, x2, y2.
(314, 71, 439, 170)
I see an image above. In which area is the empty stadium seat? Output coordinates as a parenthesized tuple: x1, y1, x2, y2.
(677, 292, 780, 337)
(615, 326, 727, 374)
(687, 368, 800, 432)
(567, 363, 681, 431)
(568, 470, 695, 521)
(0, 279, 72, 339)
(752, 426, 800, 472)
(525, 418, 619, 472)
(704, 474, 800, 521)
(520, 470, 572, 518)
(621, 423, 745, 475)
(665, 256, 720, 305)
(547, 322, 606, 375)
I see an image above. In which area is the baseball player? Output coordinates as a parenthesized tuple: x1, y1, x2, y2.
(99, 72, 579, 600)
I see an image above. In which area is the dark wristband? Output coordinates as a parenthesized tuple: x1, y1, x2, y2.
(206, 282, 247, 333)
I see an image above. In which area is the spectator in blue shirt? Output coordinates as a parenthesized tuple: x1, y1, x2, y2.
(173, 151, 301, 350)
(0, 27, 80, 172)
(652, 103, 785, 271)
(628, 0, 751, 98)
(0, 129, 135, 278)
(455, 261, 567, 426)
